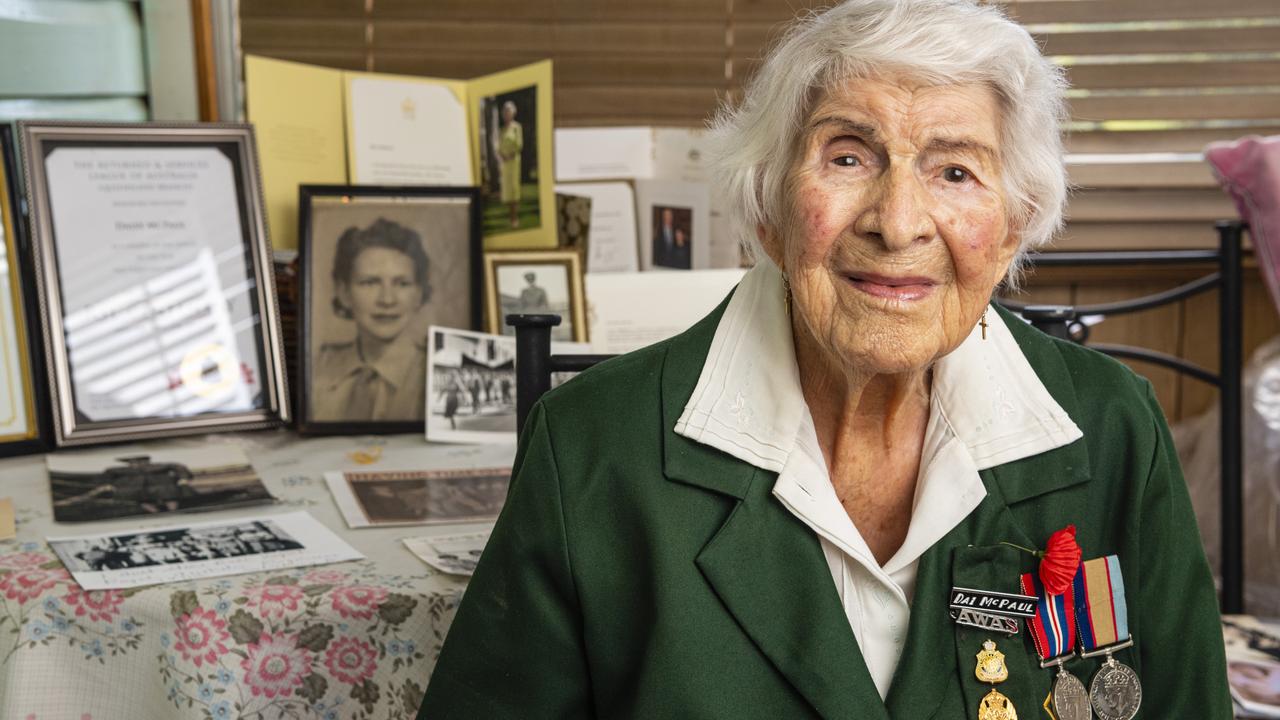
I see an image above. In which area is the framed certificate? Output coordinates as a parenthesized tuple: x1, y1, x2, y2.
(20, 122, 290, 446)
(0, 124, 47, 456)
(298, 185, 482, 435)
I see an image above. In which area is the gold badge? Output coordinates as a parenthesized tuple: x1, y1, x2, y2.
(980, 688, 1019, 720)
(975, 639, 1009, 684)
(975, 639, 1017, 720)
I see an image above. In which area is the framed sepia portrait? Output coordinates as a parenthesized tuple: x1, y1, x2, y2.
(20, 121, 290, 447)
(0, 124, 48, 456)
(484, 250, 586, 342)
(471, 60, 556, 251)
(298, 185, 482, 434)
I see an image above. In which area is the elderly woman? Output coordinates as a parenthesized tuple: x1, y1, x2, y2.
(419, 1, 1231, 718)
(496, 99, 524, 229)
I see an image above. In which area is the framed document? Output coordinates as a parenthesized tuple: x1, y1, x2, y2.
(20, 121, 290, 446)
(0, 124, 47, 456)
(298, 185, 482, 435)
(483, 250, 586, 342)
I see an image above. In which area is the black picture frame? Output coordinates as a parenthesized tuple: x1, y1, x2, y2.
(0, 124, 50, 457)
(297, 184, 483, 435)
(20, 121, 291, 447)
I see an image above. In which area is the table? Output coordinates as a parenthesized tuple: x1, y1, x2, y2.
(0, 431, 505, 720)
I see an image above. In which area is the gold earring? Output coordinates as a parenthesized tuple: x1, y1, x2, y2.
(979, 307, 989, 340)
(782, 273, 792, 319)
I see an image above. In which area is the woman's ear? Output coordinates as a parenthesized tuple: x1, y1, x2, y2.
(758, 222, 786, 270)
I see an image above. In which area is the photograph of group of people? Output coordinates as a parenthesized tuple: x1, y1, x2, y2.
(425, 326, 518, 444)
(55, 519, 303, 573)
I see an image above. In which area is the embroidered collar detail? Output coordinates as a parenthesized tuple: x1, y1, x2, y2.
(673, 262, 1083, 475)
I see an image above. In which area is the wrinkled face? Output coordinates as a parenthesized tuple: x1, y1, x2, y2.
(764, 76, 1019, 375)
(338, 247, 425, 343)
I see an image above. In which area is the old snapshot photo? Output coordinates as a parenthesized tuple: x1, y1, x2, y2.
(325, 467, 510, 528)
(403, 531, 492, 576)
(20, 122, 289, 446)
(48, 510, 362, 590)
(425, 326, 518, 444)
(47, 445, 275, 523)
(485, 251, 586, 342)
(299, 185, 481, 434)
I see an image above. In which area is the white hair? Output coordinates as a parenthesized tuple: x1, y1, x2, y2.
(707, 0, 1068, 286)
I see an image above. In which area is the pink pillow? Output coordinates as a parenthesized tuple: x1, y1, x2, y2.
(1205, 136, 1280, 314)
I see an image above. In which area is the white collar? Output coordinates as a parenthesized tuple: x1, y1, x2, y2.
(674, 262, 1082, 475)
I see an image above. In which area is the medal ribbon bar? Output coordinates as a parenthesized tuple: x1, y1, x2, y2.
(1019, 571, 1076, 664)
(1073, 554, 1131, 654)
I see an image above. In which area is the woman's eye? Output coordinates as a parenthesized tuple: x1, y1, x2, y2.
(943, 167, 970, 183)
(832, 154, 860, 168)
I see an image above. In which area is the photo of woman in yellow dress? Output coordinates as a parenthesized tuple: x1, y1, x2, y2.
(480, 85, 538, 235)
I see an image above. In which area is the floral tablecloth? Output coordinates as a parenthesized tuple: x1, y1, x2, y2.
(0, 431, 508, 720)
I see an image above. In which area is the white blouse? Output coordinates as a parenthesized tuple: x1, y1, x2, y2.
(674, 262, 1082, 699)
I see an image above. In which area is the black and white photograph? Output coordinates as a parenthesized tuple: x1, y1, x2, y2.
(425, 326, 518, 444)
(56, 518, 302, 572)
(484, 250, 587, 342)
(47, 445, 275, 522)
(20, 122, 290, 446)
(325, 467, 510, 527)
(651, 205, 693, 270)
(299, 185, 481, 434)
(47, 510, 363, 590)
(403, 532, 492, 576)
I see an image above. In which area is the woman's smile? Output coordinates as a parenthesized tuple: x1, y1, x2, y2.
(842, 271, 938, 302)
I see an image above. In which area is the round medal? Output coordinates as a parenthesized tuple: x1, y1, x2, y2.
(1051, 670, 1091, 720)
(1089, 659, 1142, 720)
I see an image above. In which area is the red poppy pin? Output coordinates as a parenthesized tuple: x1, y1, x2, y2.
(1002, 524, 1082, 595)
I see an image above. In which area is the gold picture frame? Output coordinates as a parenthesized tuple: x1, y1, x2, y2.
(484, 250, 587, 343)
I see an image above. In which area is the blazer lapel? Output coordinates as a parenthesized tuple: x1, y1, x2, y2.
(885, 457, 1081, 719)
(658, 309, 888, 720)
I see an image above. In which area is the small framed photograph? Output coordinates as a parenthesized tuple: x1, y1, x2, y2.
(298, 185, 482, 434)
(635, 179, 711, 271)
(484, 250, 586, 342)
(0, 124, 47, 457)
(20, 121, 290, 447)
(472, 60, 556, 250)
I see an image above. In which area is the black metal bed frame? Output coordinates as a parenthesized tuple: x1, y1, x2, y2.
(509, 219, 1247, 614)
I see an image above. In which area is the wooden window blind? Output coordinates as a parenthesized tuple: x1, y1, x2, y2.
(239, 0, 1277, 250)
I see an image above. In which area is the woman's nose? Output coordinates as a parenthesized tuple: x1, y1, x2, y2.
(376, 284, 397, 304)
(853, 167, 936, 250)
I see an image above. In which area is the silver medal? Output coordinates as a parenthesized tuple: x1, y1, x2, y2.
(1051, 668, 1091, 720)
(1089, 655, 1142, 720)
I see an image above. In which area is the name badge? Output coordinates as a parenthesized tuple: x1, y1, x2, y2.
(949, 586, 1037, 618)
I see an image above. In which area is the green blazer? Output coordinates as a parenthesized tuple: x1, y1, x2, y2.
(418, 300, 1232, 719)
